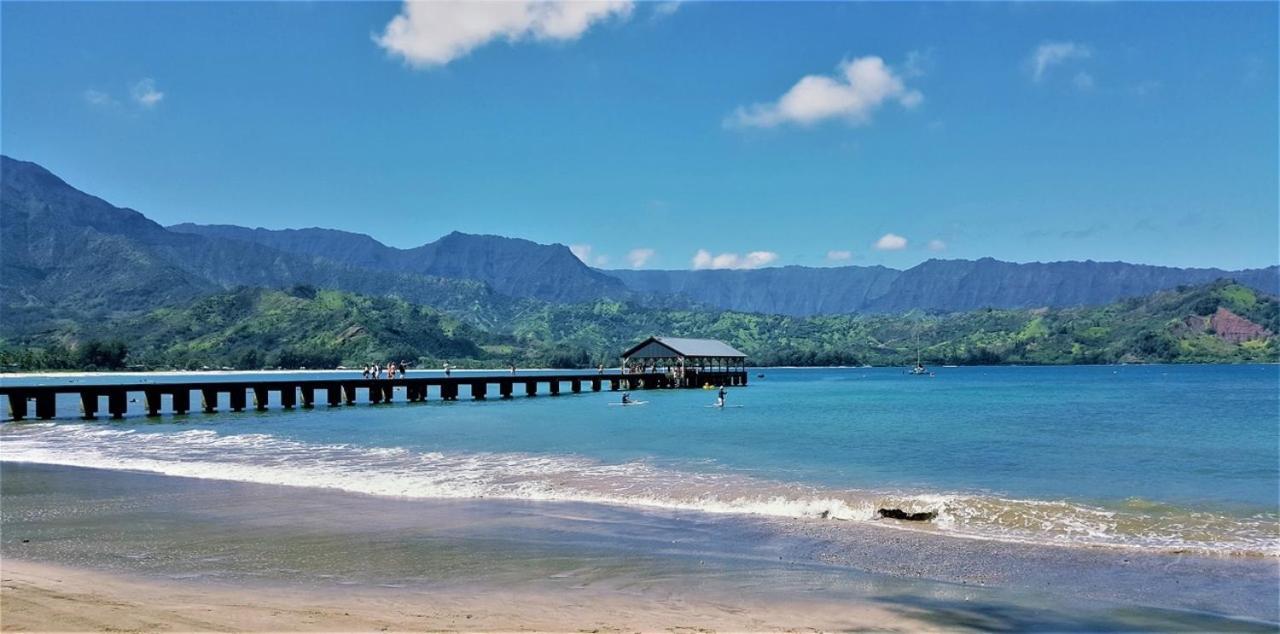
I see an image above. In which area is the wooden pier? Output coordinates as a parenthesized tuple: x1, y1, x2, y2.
(0, 370, 748, 422)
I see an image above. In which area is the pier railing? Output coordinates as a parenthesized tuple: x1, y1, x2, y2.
(0, 370, 749, 421)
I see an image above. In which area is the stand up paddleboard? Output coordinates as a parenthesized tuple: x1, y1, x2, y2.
(608, 401, 648, 406)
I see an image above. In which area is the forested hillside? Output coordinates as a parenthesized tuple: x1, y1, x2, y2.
(4, 281, 1274, 371)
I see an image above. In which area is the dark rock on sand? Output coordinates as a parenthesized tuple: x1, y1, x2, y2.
(877, 508, 938, 522)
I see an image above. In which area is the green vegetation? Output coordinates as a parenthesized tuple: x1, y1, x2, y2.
(1, 280, 1275, 371)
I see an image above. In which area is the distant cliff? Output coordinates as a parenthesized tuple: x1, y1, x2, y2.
(608, 259, 1279, 316)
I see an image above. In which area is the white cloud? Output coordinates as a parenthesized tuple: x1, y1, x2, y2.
(1029, 41, 1091, 82)
(726, 56, 922, 129)
(131, 78, 164, 108)
(651, 1, 682, 19)
(691, 249, 779, 270)
(927, 239, 947, 252)
(83, 89, 116, 107)
(826, 250, 853, 262)
(569, 244, 609, 267)
(376, 0, 633, 68)
(627, 248, 656, 269)
(874, 233, 908, 251)
(1072, 71, 1095, 91)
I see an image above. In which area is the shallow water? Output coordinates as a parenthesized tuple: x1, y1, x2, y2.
(3, 365, 1276, 556)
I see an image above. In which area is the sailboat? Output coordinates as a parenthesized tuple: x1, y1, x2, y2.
(909, 328, 933, 376)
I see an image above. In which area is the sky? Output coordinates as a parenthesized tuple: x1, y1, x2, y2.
(2, 1, 1277, 271)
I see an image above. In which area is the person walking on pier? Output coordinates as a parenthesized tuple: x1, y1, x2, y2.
(443, 362, 451, 377)
(399, 361, 407, 377)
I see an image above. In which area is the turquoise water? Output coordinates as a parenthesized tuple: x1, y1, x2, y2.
(2, 365, 1277, 555)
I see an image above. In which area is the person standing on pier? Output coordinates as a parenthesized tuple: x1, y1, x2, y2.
(443, 362, 451, 377)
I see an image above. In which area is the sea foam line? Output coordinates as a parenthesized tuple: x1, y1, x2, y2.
(1, 424, 1275, 557)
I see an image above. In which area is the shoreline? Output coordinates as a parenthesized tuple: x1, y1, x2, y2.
(3, 454, 1273, 561)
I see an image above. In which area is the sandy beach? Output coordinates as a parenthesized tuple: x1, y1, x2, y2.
(1, 559, 925, 633)
(2, 462, 1276, 633)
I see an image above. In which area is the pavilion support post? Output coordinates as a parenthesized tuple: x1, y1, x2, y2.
(299, 386, 314, 408)
(571, 379, 581, 393)
(499, 381, 513, 399)
(326, 386, 343, 407)
(369, 385, 383, 404)
(549, 381, 560, 396)
(280, 387, 296, 410)
(472, 382, 487, 401)
(382, 384, 394, 403)
(525, 380, 537, 397)
(591, 378, 601, 392)
(254, 387, 269, 411)
(343, 384, 357, 405)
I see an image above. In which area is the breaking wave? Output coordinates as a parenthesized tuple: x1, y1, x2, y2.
(2, 423, 1275, 557)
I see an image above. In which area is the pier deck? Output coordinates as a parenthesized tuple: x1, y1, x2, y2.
(0, 370, 748, 421)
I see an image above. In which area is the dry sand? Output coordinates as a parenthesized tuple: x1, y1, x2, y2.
(0, 559, 931, 633)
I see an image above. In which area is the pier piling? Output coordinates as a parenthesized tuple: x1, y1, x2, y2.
(229, 389, 247, 413)
(80, 393, 99, 420)
(201, 388, 218, 413)
(145, 389, 163, 417)
(173, 389, 190, 415)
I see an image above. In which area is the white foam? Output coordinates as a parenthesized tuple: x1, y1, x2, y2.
(2, 423, 1275, 557)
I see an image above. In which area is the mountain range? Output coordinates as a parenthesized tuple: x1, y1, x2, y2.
(2, 154, 1277, 345)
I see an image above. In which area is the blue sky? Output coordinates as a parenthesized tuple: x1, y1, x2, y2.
(2, 1, 1276, 271)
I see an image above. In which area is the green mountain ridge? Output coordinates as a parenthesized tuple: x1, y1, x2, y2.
(5, 280, 1274, 371)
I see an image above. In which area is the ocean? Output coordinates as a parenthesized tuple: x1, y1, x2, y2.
(2, 365, 1278, 625)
